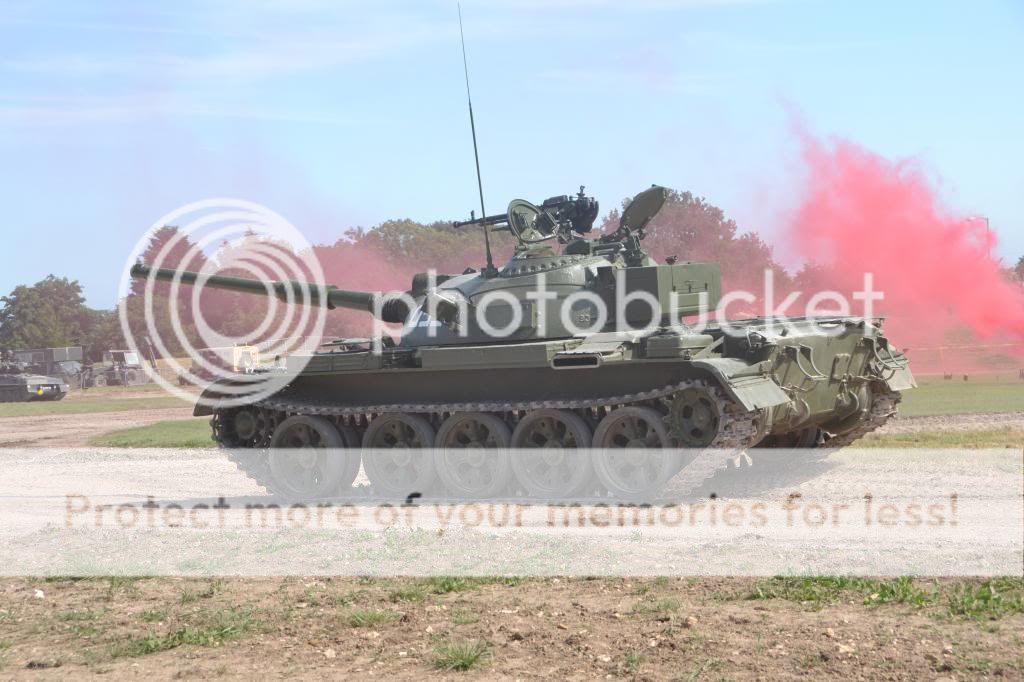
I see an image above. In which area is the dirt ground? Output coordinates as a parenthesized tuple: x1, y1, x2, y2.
(1, 396, 1021, 679)
(1, 576, 1021, 680)
(0, 408, 196, 448)
(0, 385, 197, 448)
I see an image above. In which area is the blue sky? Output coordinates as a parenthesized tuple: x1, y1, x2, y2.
(2, 0, 1022, 307)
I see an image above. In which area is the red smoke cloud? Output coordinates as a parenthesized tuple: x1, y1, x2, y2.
(785, 131, 1024, 363)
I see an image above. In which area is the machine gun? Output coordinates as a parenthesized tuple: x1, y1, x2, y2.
(454, 186, 600, 245)
(455, 185, 665, 269)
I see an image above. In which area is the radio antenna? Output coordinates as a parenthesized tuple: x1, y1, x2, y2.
(458, 3, 497, 277)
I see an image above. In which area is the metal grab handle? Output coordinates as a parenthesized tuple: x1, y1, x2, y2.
(786, 345, 827, 381)
(867, 338, 907, 372)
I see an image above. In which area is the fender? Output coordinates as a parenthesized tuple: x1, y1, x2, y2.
(689, 357, 790, 411)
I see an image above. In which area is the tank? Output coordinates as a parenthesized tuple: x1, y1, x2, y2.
(130, 186, 915, 501)
(0, 352, 69, 402)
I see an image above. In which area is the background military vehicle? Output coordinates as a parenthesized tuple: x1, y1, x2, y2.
(94, 350, 151, 387)
(131, 185, 915, 501)
(0, 351, 69, 402)
(186, 345, 261, 385)
(12, 346, 86, 388)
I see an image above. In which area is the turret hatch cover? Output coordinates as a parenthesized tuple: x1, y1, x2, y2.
(619, 185, 668, 234)
(507, 199, 557, 243)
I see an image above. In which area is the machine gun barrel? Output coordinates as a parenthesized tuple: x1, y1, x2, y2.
(129, 264, 412, 323)
(452, 212, 508, 228)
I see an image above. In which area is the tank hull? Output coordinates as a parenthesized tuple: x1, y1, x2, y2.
(198, 317, 914, 501)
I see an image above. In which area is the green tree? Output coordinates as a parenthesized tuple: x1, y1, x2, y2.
(79, 308, 123, 360)
(130, 225, 208, 297)
(0, 276, 86, 351)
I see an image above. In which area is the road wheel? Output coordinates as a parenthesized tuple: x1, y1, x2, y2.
(268, 415, 355, 500)
(593, 406, 675, 501)
(434, 412, 511, 498)
(510, 409, 593, 499)
(361, 413, 436, 499)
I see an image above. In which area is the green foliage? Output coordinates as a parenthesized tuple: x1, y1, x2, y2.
(0, 276, 80, 349)
(431, 638, 491, 671)
(862, 576, 935, 606)
(58, 610, 101, 622)
(388, 587, 427, 602)
(108, 608, 256, 658)
(624, 651, 645, 674)
(749, 576, 878, 606)
(0, 276, 124, 361)
(79, 308, 122, 360)
(750, 577, 1024, 620)
(631, 597, 680, 614)
(346, 608, 400, 627)
(946, 580, 1024, 620)
(450, 609, 480, 624)
(420, 576, 511, 594)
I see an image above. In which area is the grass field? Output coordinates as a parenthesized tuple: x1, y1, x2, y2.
(0, 396, 188, 418)
(87, 419, 212, 448)
(855, 427, 1024, 449)
(899, 375, 1024, 417)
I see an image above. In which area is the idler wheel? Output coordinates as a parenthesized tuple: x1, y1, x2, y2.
(510, 409, 593, 499)
(361, 413, 436, 499)
(592, 406, 675, 501)
(670, 383, 723, 448)
(267, 415, 355, 501)
(233, 409, 260, 442)
(434, 412, 512, 499)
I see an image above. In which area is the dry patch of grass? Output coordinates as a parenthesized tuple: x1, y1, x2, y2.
(108, 607, 259, 659)
(346, 608, 401, 628)
(432, 638, 490, 671)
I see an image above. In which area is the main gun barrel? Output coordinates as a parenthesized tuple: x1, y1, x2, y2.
(129, 264, 412, 323)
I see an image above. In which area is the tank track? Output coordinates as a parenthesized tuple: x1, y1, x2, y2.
(213, 378, 764, 502)
(820, 390, 902, 449)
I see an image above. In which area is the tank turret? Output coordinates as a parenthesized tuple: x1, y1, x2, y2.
(130, 187, 722, 346)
